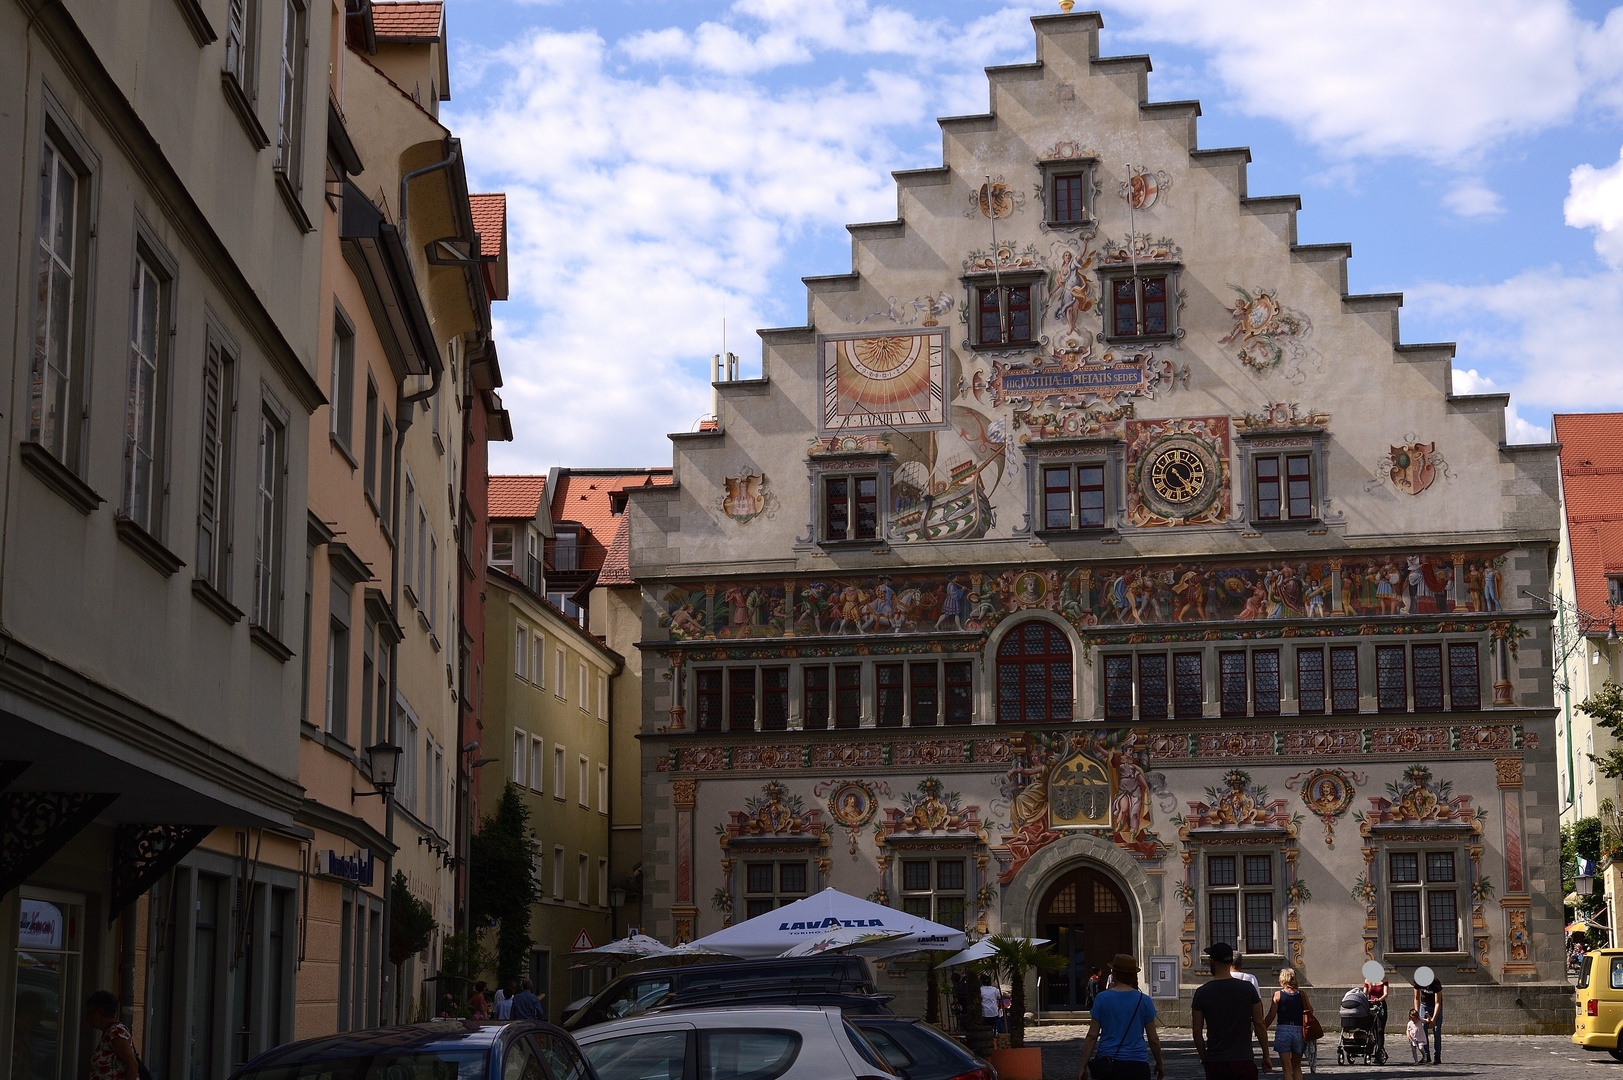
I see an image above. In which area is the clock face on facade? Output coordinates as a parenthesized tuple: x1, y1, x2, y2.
(1137, 436, 1223, 521)
(1148, 447, 1206, 504)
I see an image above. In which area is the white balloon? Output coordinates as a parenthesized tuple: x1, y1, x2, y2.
(1413, 965, 1436, 988)
(1362, 960, 1386, 983)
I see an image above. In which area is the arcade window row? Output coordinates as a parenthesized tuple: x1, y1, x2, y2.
(686, 630, 1485, 730)
(738, 856, 968, 929)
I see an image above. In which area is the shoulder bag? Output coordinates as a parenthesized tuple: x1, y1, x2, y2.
(1302, 994, 1323, 1042)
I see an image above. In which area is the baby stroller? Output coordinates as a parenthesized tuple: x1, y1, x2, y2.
(1337, 988, 1387, 1065)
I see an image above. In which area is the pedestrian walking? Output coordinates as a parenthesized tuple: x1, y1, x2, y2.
(1191, 943, 1272, 1079)
(495, 980, 517, 1020)
(979, 972, 1003, 1035)
(1231, 954, 1260, 997)
(1413, 977, 1442, 1065)
(1361, 970, 1389, 1049)
(1261, 968, 1307, 1080)
(469, 980, 490, 1019)
(1077, 954, 1166, 1080)
(84, 991, 138, 1080)
(512, 978, 545, 1020)
(1405, 1009, 1427, 1064)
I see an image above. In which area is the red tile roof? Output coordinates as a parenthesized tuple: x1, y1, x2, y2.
(469, 193, 505, 261)
(1554, 413, 1623, 621)
(489, 475, 546, 519)
(373, 1, 443, 39)
(596, 516, 633, 586)
(550, 470, 673, 573)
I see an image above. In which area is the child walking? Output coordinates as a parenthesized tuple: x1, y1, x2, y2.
(1406, 1008, 1428, 1064)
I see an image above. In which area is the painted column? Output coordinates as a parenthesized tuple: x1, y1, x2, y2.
(1329, 558, 1345, 616)
(1451, 554, 1467, 611)
(671, 778, 698, 941)
(1496, 757, 1536, 975)
(667, 653, 687, 730)
(1491, 622, 1514, 707)
(782, 579, 797, 637)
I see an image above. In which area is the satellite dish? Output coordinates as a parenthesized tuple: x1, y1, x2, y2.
(1361, 960, 1385, 984)
(1413, 965, 1436, 988)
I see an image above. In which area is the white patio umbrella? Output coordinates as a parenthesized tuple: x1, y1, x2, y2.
(778, 925, 911, 957)
(935, 937, 1050, 968)
(688, 887, 968, 959)
(574, 934, 673, 965)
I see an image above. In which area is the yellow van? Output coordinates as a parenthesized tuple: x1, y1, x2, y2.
(1574, 950, 1623, 1058)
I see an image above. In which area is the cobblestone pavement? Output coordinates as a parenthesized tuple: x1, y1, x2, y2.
(1023, 1026, 1622, 1079)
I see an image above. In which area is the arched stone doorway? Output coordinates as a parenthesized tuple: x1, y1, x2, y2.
(1037, 867, 1133, 1010)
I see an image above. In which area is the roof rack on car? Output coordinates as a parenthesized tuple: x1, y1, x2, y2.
(646, 988, 895, 1012)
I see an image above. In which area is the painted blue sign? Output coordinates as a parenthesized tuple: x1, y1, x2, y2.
(999, 367, 1143, 395)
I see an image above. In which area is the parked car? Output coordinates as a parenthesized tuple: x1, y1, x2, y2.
(575, 1006, 901, 1080)
(227, 1020, 599, 1080)
(848, 1018, 995, 1080)
(1574, 949, 1623, 1060)
(564, 957, 876, 1030)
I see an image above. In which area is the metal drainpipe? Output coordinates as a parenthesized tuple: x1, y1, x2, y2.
(383, 348, 443, 1022)
(398, 144, 459, 250)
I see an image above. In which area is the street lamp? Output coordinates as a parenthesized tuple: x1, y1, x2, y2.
(1578, 859, 1598, 896)
(353, 741, 403, 802)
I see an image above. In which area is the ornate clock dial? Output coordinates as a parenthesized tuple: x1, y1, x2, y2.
(1149, 447, 1206, 504)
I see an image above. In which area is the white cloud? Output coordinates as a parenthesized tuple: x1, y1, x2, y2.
(1449, 368, 1549, 444)
(447, 19, 1039, 468)
(1442, 179, 1504, 218)
(1566, 145, 1623, 267)
(1098, 0, 1623, 164)
(1411, 268, 1623, 431)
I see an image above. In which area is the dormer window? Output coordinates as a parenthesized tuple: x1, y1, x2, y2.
(1610, 575, 1623, 607)
(609, 492, 628, 515)
(490, 525, 514, 570)
(553, 527, 579, 571)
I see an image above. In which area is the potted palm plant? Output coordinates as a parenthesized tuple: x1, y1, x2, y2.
(985, 936, 1064, 1080)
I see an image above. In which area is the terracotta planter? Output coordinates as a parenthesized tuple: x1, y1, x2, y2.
(988, 1047, 1043, 1080)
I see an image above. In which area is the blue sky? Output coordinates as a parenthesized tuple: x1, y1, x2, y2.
(438, 1, 1623, 471)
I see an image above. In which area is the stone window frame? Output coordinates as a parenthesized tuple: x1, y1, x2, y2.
(801, 449, 893, 548)
(1020, 437, 1125, 538)
(897, 853, 970, 931)
(1235, 430, 1331, 529)
(1096, 261, 1182, 344)
(1367, 831, 1475, 963)
(962, 269, 1047, 353)
(1037, 156, 1099, 229)
(1200, 846, 1287, 961)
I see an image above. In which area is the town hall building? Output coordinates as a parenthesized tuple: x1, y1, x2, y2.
(619, 10, 1567, 1026)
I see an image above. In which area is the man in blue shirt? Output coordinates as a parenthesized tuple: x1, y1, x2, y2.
(511, 979, 545, 1020)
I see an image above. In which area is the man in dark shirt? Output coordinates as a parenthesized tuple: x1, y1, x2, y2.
(511, 978, 545, 1020)
(1191, 942, 1271, 1079)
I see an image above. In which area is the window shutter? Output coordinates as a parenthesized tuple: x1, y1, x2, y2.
(197, 341, 222, 578)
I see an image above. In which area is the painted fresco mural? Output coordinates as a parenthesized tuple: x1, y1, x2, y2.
(819, 330, 948, 433)
(653, 550, 1509, 641)
(1221, 286, 1318, 380)
(1286, 767, 1365, 847)
(1121, 165, 1172, 210)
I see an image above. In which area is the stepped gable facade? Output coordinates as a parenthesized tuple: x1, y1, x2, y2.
(623, 11, 1565, 1020)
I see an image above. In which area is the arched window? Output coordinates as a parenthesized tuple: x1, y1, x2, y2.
(996, 620, 1073, 722)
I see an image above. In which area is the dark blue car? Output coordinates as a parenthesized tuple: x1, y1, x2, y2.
(229, 1020, 602, 1080)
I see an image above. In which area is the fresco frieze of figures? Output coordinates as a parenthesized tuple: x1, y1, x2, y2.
(655, 550, 1509, 642)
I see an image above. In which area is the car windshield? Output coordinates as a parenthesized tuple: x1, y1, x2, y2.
(843, 1022, 893, 1075)
(235, 1051, 487, 1080)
